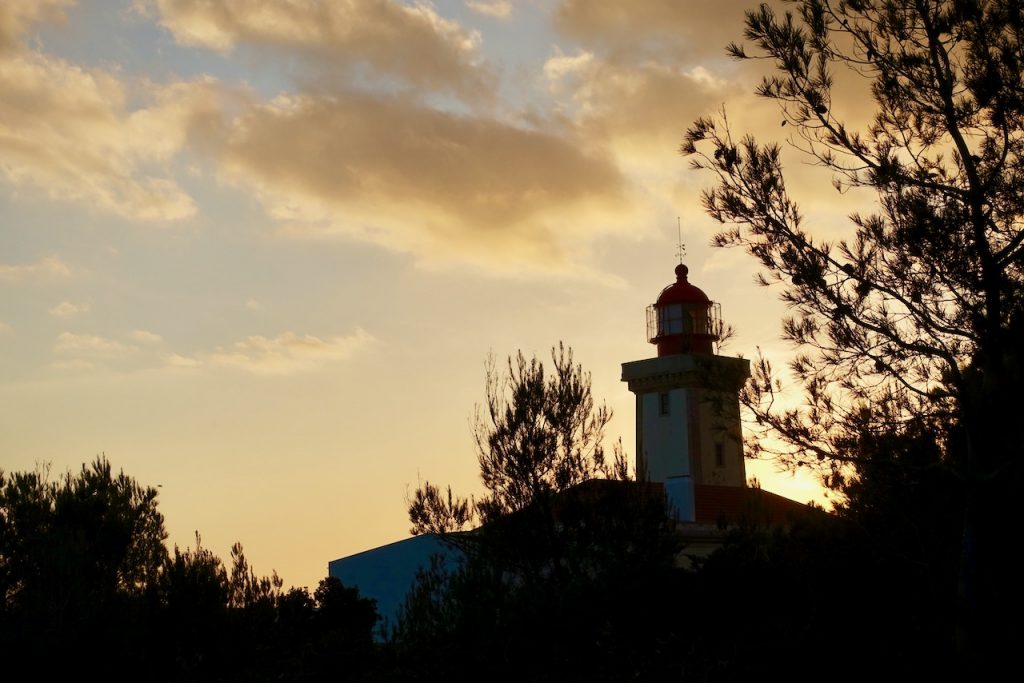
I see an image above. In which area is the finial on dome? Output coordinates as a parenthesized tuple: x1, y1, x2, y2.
(675, 263, 689, 282)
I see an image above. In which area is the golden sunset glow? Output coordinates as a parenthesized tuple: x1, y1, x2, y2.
(0, 0, 833, 590)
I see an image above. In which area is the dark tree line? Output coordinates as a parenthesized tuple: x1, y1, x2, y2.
(0, 457, 378, 681)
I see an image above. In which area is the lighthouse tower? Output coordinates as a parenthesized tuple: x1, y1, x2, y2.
(621, 263, 751, 522)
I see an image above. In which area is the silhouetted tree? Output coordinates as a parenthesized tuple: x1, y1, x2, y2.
(158, 533, 231, 675)
(685, 507, 959, 683)
(157, 540, 379, 680)
(161, 533, 229, 618)
(681, 0, 1024, 668)
(398, 347, 682, 681)
(409, 344, 639, 586)
(227, 541, 284, 611)
(1, 457, 381, 680)
(0, 458, 167, 610)
(409, 343, 627, 536)
(315, 576, 378, 644)
(0, 457, 168, 674)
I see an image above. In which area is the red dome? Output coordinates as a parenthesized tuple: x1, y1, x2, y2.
(647, 264, 718, 356)
(656, 264, 710, 306)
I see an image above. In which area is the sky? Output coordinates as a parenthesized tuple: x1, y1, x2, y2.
(0, 0, 852, 591)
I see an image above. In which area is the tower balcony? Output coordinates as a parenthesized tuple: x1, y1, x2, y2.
(646, 301, 722, 355)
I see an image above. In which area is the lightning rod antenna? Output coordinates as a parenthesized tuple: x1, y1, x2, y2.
(676, 216, 687, 264)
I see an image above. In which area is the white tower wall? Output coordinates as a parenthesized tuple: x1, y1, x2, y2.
(623, 354, 750, 496)
(639, 387, 690, 482)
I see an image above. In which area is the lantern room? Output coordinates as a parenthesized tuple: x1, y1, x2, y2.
(646, 263, 721, 356)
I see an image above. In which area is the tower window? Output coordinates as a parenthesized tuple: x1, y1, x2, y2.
(658, 304, 694, 335)
(659, 304, 683, 335)
(659, 392, 670, 416)
(714, 443, 725, 467)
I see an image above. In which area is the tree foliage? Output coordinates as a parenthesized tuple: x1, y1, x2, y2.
(399, 347, 683, 681)
(681, 0, 1024, 666)
(0, 457, 380, 680)
(409, 343, 627, 536)
(684, 0, 1023, 475)
(0, 457, 167, 620)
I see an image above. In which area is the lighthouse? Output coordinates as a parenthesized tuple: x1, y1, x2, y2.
(621, 263, 751, 522)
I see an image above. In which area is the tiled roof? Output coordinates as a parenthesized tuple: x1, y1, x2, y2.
(694, 484, 818, 525)
(544, 479, 818, 527)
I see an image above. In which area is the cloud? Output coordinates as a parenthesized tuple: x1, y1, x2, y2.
(48, 326, 369, 376)
(0, 321, 12, 336)
(466, 1, 512, 19)
(0, 0, 74, 53)
(174, 329, 373, 375)
(0, 3, 227, 224)
(550, 0, 874, 147)
(165, 353, 201, 368)
(213, 91, 631, 271)
(0, 46, 223, 221)
(244, 298, 264, 312)
(50, 358, 95, 371)
(130, 329, 163, 344)
(54, 332, 139, 355)
(543, 48, 595, 82)
(151, 0, 494, 102)
(0, 256, 73, 283)
(539, 5, 772, 179)
(552, 0, 756, 63)
(544, 0, 876, 220)
(551, 1, 885, 227)
(48, 330, 168, 374)
(49, 301, 90, 318)
(542, 49, 748, 169)
(546, 3, 804, 154)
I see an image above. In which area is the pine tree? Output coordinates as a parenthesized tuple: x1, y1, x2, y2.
(682, 0, 1024, 669)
